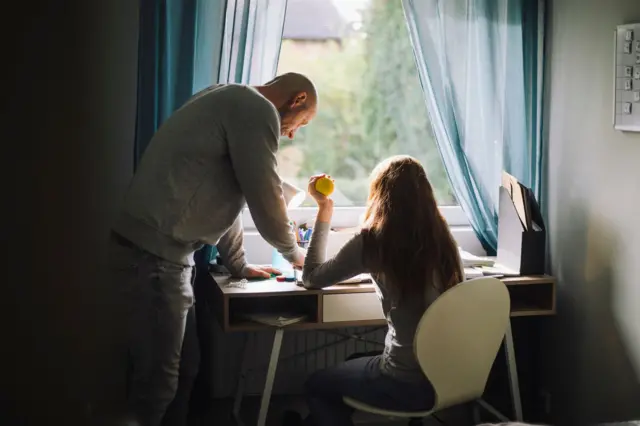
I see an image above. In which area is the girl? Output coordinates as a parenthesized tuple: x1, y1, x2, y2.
(299, 155, 463, 426)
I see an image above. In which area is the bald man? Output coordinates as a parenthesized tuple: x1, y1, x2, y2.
(108, 73, 318, 426)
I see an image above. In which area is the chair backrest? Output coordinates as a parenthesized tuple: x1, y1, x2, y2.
(414, 277, 510, 410)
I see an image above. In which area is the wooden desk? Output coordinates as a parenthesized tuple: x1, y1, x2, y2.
(211, 274, 556, 426)
(214, 274, 556, 332)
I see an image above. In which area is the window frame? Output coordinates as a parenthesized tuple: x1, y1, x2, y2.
(241, 205, 468, 230)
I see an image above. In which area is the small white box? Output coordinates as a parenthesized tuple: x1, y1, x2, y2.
(624, 66, 633, 77)
(626, 30, 634, 41)
(623, 103, 632, 114)
(636, 40, 640, 52)
(624, 79, 633, 90)
(635, 67, 640, 79)
(624, 42, 633, 53)
(634, 92, 640, 102)
(637, 54, 640, 63)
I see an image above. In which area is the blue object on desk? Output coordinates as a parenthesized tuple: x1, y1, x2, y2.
(272, 250, 295, 279)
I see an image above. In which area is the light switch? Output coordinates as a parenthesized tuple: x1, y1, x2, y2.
(634, 91, 640, 102)
(624, 66, 633, 77)
(635, 67, 640, 79)
(623, 103, 632, 114)
(624, 79, 633, 90)
(626, 30, 634, 41)
(624, 42, 633, 54)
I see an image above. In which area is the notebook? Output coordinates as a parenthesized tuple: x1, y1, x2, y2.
(294, 271, 373, 286)
(242, 313, 307, 327)
(459, 248, 495, 267)
(334, 273, 373, 285)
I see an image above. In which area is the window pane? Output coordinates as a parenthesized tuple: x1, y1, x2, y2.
(277, 0, 456, 207)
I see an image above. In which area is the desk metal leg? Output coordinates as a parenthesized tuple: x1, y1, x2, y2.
(233, 333, 252, 425)
(477, 398, 510, 422)
(504, 321, 523, 421)
(257, 328, 284, 426)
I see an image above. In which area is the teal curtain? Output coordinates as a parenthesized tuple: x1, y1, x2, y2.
(135, 0, 227, 164)
(402, 0, 544, 254)
(135, 0, 288, 159)
(134, 0, 289, 265)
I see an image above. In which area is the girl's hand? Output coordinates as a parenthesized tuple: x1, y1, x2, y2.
(307, 174, 334, 208)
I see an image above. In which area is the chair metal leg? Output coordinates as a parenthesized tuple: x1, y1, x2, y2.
(472, 401, 481, 424)
(256, 328, 284, 426)
(232, 333, 252, 425)
(431, 413, 445, 425)
(504, 321, 523, 421)
(477, 399, 510, 423)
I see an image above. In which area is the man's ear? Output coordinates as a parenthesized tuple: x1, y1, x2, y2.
(288, 91, 307, 108)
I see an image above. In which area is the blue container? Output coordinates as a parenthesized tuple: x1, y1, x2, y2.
(271, 241, 309, 279)
(271, 250, 294, 278)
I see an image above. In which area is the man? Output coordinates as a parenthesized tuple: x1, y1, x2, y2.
(108, 73, 318, 426)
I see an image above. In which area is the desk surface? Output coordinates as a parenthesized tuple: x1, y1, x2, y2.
(214, 274, 556, 296)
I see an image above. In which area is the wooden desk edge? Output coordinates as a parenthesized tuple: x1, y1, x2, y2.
(213, 273, 556, 297)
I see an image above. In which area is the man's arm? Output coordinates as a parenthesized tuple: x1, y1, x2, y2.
(216, 215, 247, 277)
(225, 89, 303, 265)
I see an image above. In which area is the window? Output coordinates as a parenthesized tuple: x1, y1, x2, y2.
(251, 0, 466, 228)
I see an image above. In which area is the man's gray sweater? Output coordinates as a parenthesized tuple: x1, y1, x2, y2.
(113, 84, 302, 273)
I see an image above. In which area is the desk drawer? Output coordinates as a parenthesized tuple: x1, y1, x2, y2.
(322, 293, 385, 323)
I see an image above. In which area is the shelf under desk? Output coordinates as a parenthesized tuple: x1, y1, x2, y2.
(212, 274, 556, 332)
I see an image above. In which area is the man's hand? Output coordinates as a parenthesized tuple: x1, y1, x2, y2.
(241, 264, 281, 279)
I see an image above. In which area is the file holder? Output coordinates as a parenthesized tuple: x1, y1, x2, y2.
(497, 185, 546, 275)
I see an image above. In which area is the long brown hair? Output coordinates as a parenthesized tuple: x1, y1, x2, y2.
(362, 156, 463, 300)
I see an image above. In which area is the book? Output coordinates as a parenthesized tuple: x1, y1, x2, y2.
(294, 271, 373, 286)
(242, 313, 307, 327)
(459, 248, 495, 267)
(464, 267, 484, 279)
(335, 273, 373, 285)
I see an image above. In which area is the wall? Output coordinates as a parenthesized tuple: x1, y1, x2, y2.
(543, 0, 640, 424)
(6, 0, 139, 423)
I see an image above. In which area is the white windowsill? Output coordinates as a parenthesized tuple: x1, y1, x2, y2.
(241, 207, 484, 264)
(241, 205, 469, 229)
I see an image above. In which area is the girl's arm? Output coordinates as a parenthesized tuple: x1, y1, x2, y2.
(302, 176, 368, 289)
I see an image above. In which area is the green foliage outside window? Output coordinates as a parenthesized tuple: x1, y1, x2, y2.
(278, 0, 455, 206)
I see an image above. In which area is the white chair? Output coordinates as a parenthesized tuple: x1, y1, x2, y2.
(343, 277, 512, 424)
